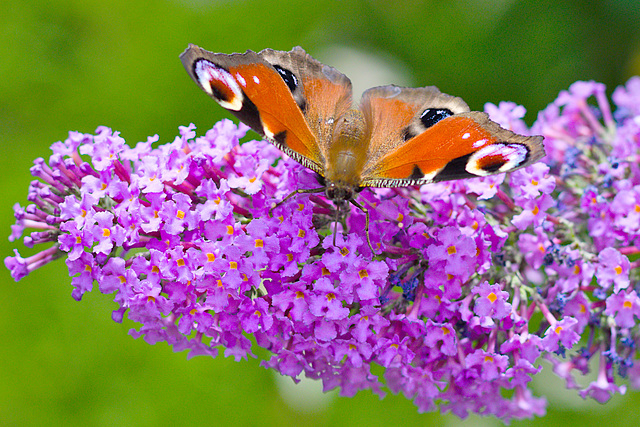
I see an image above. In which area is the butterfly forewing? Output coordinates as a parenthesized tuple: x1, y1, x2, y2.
(180, 45, 324, 173)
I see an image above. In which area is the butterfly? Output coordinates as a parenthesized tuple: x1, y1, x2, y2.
(180, 44, 545, 253)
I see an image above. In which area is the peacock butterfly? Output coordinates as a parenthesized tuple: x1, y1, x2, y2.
(180, 44, 545, 253)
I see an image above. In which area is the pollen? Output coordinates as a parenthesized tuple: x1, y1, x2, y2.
(615, 265, 623, 275)
(531, 179, 539, 186)
(287, 254, 294, 262)
(102, 228, 111, 237)
(214, 196, 221, 205)
(147, 296, 156, 303)
(176, 210, 185, 219)
(207, 253, 216, 262)
(397, 213, 404, 222)
(151, 265, 160, 273)
(76, 236, 82, 244)
(484, 355, 494, 363)
(229, 261, 238, 270)
(447, 245, 457, 255)
(297, 203, 304, 211)
(623, 300, 633, 309)
(579, 303, 586, 313)
(555, 326, 563, 335)
(326, 292, 336, 301)
(322, 267, 330, 276)
(532, 205, 540, 215)
(441, 326, 450, 335)
(486, 292, 498, 303)
(119, 275, 126, 284)
(472, 221, 479, 230)
(255, 238, 264, 248)
(298, 229, 305, 238)
(254, 310, 261, 317)
(573, 265, 581, 275)
(349, 344, 357, 350)
(84, 264, 92, 272)
(216, 279, 223, 287)
(358, 269, 369, 279)
(190, 308, 198, 315)
(295, 291, 305, 299)
(340, 247, 350, 256)
(227, 225, 234, 235)
(249, 177, 256, 183)
(390, 343, 399, 349)
(636, 204, 640, 213)
(177, 258, 185, 267)
(81, 209, 87, 218)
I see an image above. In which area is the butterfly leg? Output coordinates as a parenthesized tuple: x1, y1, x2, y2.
(268, 187, 325, 217)
(349, 198, 375, 254)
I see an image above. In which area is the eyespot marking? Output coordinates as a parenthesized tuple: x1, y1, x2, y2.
(273, 65, 298, 93)
(194, 59, 243, 111)
(466, 143, 529, 175)
(420, 108, 454, 129)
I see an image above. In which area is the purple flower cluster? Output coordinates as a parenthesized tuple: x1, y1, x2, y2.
(6, 78, 640, 421)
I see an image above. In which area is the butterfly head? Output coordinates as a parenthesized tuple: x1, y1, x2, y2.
(325, 180, 356, 207)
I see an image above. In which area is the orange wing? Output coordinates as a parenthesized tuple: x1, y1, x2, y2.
(358, 86, 544, 187)
(180, 45, 353, 175)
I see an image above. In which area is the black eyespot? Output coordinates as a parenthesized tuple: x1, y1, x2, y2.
(409, 165, 424, 180)
(209, 85, 230, 103)
(481, 159, 507, 173)
(274, 131, 288, 147)
(402, 128, 416, 141)
(273, 65, 299, 93)
(420, 108, 454, 129)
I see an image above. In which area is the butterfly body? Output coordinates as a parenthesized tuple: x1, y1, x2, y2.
(180, 44, 545, 250)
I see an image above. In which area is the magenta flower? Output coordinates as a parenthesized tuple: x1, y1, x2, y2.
(7, 77, 640, 422)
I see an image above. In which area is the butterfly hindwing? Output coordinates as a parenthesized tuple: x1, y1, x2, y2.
(258, 47, 353, 159)
(359, 85, 471, 177)
(358, 86, 544, 187)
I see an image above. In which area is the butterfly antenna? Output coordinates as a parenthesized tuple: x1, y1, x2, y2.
(268, 187, 324, 217)
(332, 203, 340, 246)
(350, 199, 375, 254)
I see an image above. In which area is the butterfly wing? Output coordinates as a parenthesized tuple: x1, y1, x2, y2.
(358, 85, 545, 187)
(180, 44, 353, 175)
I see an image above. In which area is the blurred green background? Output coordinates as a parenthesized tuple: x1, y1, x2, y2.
(2, 0, 640, 425)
